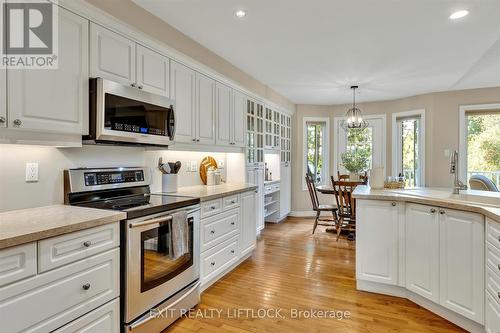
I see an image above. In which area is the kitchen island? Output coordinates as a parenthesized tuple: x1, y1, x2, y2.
(353, 185, 500, 333)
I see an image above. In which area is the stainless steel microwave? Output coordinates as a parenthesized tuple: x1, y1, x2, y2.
(85, 78, 175, 146)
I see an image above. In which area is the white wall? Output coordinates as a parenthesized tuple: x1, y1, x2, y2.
(0, 144, 245, 212)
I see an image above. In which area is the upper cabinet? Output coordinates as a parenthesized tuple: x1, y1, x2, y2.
(0, 68, 5, 129)
(170, 60, 196, 143)
(195, 73, 216, 145)
(90, 23, 169, 97)
(7, 8, 88, 134)
(232, 90, 246, 147)
(90, 24, 135, 86)
(136, 45, 170, 97)
(215, 83, 246, 147)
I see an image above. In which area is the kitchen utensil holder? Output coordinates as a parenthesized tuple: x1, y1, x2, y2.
(162, 174, 178, 193)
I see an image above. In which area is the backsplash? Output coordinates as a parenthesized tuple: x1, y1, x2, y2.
(0, 145, 245, 212)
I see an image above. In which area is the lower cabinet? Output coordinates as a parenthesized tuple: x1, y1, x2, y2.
(240, 190, 257, 256)
(356, 199, 400, 285)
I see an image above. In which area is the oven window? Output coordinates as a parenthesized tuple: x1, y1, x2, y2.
(104, 93, 171, 136)
(140, 218, 193, 292)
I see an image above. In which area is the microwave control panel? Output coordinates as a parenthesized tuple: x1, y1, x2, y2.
(84, 170, 144, 186)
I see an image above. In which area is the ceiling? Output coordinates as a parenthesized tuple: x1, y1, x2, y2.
(133, 0, 500, 105)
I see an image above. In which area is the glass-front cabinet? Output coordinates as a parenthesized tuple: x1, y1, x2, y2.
(247, 99, 265, 165)
(246, 99, 256, 165)
(273, 110, 280, 149)
(256, 103, 264, 163)
(265, 107, 273, 149)
(280, 113, 291, 164)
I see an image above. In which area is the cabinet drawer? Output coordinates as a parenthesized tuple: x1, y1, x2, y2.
(222, 194, 240, 210)
(0, 243, 37, 287)
(201, 199, 223, 218)
(201, 208, 239, 252)
(487, 242, 500, 278)
(201, 236, 239, 281)
(487, 266, 500, 303)
(53, 298, 120, 333)
(38, 222, 119, 272)
(0, 248, 119, 333)
(487, 291, 500, 333)
(487, 220, 500, 250)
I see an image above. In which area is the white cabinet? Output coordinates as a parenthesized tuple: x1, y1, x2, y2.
(216, 82, 232, 146)
(0, 68, 5, 129)
(240, 191, 257, 256)
(90, 23, 135, 86)
(405, 203, 440, 303)
(7, 8, 88, 134)
(439, 208, 484, 323)
(486, 292, 500, 333)
(356, 200, 400, 285)
(0, 243, 37, 287)
(170, 60, 196, 143)
(232, 90, 246, 147)
(246, 166, 265, 233)
(136, 44, 170, 97)
(53, 299, 120, 333)
(279, 163, 291, 219)
(195, 73, 216, 145)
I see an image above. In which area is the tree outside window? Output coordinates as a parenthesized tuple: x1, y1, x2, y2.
(307, 122, 324, 184)
(346, 127, 372, 170)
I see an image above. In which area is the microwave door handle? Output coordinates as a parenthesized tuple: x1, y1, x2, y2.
(168, 105, 175, 140)
(129, 215, 172, 229)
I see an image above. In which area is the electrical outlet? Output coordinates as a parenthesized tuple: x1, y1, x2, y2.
(218, 160, 225, 168)
(25, 162, 39, 182)
(190, 161, 198, 172)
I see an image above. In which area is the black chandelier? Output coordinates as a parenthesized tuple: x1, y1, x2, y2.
(340, 85, 369, 131)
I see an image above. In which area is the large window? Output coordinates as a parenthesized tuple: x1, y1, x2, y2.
(347, 127, 373, 170)
(466, 112, 500, 188)
(303, 118, 329, 186)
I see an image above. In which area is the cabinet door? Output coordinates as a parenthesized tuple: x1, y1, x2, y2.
(8, 8, 88, 134)
(195, 73, 215, 145)
(136, 44, 169, 97)
(90, 23, 135, 86)
(256, 167, 265, 232)
(216, 82, 232, 146)
(170, 61, 196, 143)
(279, 164, 291, 218)
(232, 90, 246, 147)
(405, 203, 440, 303)
(439, 209, 484, 323)
(240, 191, 257, 256)
(0, 68, 5, 128)
(356, 200, 400, 285)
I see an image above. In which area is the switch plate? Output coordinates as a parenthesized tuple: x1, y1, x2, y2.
(218, 160, 225, 168)
(26, 163, 39, 182)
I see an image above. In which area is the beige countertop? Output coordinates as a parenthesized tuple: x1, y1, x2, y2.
(0, 205, 126, 250)
(353, 185, 500, 223)
(162, 182, 257, 202)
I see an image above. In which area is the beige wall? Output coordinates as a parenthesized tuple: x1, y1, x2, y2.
(291, 87, 500, 212)
(84, 0, 295, 111)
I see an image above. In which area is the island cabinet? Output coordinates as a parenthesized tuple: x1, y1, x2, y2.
(356, 199, 486, 329)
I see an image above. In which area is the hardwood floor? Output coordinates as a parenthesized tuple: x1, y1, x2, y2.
(164, 217, 464, 332)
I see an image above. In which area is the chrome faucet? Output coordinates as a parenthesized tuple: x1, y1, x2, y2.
(450, 150, 467, 194)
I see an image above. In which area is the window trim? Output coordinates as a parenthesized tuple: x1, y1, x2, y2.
(459, 103, 500, 184)
(302, 117, 330, 191)
(391, 109, 426, 187)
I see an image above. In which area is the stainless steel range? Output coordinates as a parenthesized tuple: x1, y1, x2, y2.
(64, 167, 201, 332)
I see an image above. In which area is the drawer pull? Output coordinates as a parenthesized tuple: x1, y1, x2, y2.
(82, 283, 91, 290)
(498, 291, 500, 299)
(498, 263, 500, 271)
(230, 250, 235, 254)
(83, 241, 92, 248)
(430, 208, 436, 213)
(230, 222, 235, 226)
(211, 261, 216, 266)
(439, 210, 445, 215)
(210, 206, 216, 210)
(391, 202, 396, 206)
(230, 200, 236, 204)
(210, 230, 215, 234)
(498, 236, 500, 242)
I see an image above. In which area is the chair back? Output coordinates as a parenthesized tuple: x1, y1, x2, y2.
(305, 174, 320, 211)
(337, 171, 368, 184)
(331, 178, 363, 219)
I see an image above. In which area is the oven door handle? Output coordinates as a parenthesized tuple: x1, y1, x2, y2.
(128, 280, 201, 330)
(129, 215, 172, 229)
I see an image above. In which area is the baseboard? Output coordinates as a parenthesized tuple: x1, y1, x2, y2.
(289, 210, 315, 217)
(356, 280, 484, 333)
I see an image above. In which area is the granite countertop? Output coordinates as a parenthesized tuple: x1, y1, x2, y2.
(162, 182, 257, 202)
(0, 205, 126, 250)
(353, 185, 500, 223)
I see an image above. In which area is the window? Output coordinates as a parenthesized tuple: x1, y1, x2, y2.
(392, 110, 425, 187)
(347, 127, 373, 169)
(303, 118, 329, 187)
(466, 112, 500, 188)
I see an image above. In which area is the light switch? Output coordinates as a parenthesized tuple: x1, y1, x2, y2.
(26, 162, 39, 182)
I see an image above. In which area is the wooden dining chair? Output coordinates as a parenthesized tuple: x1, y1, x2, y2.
(337, 171, 368, 184)
(305, 174, 338, 234)
(330, 178, 364, 241)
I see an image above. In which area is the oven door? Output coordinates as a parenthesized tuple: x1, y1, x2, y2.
(125, 206, 200, 323)
(90, 78, 175, 146)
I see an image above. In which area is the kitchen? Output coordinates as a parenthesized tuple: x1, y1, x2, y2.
(1, 1, 500, 333)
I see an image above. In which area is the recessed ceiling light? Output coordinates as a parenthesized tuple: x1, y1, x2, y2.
(235, 10, 246, 18)
(449, 10, 469, 20)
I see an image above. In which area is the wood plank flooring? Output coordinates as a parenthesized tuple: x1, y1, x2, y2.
(164, 217, 464, 332)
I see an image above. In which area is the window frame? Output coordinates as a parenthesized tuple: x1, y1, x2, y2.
(391, 109, 426, 187)
(302, 117, 330, 191)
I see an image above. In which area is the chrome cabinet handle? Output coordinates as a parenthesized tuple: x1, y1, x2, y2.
(497, 263, 500, 271)
(131, 83, 136, 87)
(439, 210, 446, 215)
(83, 241, 91, 248)
(210, 230, 215, 234)
(196, 139, 200, 142)
(498, 291, 500, 299)
(391, 202, 396, 206)
(13, 119, 22, 126)
(0, 116, 5, 123)
(230, 250, 235, 254)
(210, 206, 216, 210)
(230, 222, 235, 225)
(82, 283, 91, 290)
(230, 200, 236, 204)
(192, 138, 196, 142)
(430, 208, 436, 213)
(211, 261, 216, 266)
(138, 85, 143, 89)
(498, 236, 500, 242)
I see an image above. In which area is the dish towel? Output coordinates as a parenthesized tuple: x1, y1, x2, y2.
(170, 210, 189, 260)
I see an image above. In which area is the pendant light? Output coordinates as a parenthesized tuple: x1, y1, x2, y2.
(340, 85, 368, 131)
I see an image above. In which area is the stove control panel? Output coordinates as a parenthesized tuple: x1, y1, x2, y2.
(84, 170, 144, 186)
